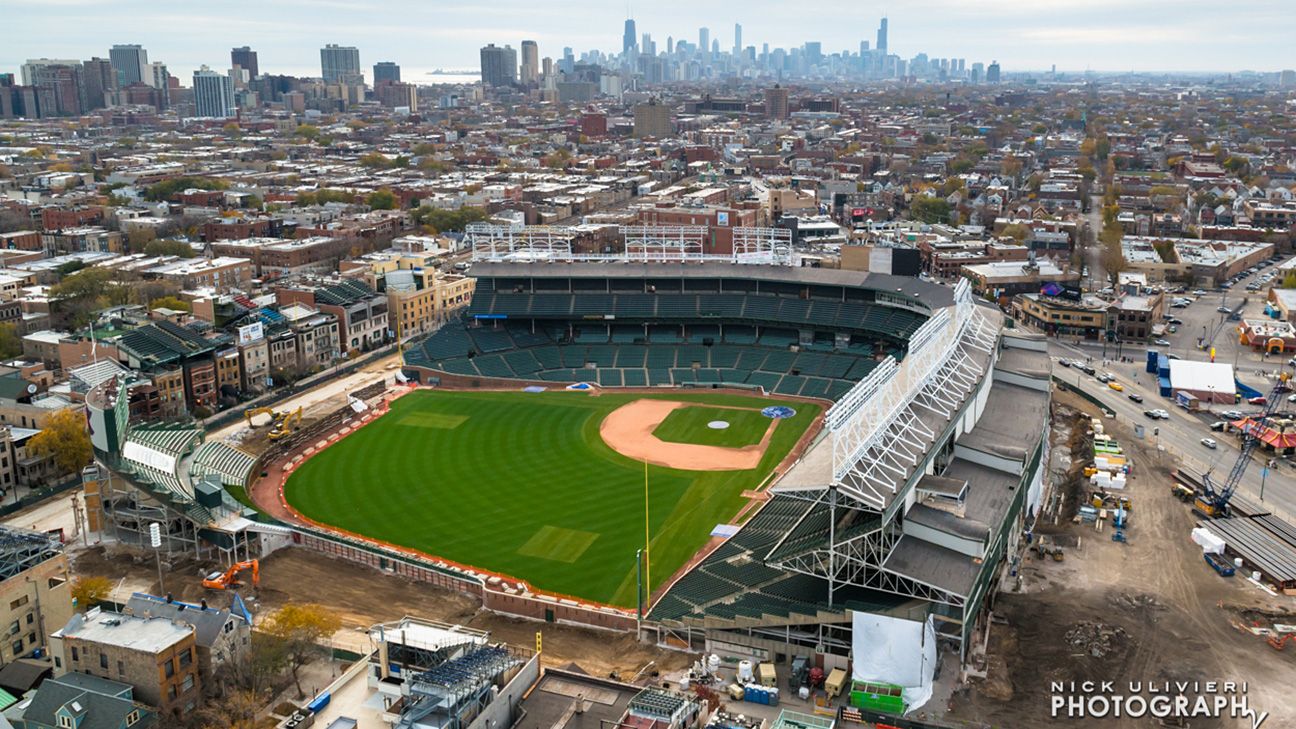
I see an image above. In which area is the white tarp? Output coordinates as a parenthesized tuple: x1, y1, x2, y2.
(122, 441, 177, 474)
(1192, 527, 1226, 555)
(851, 610, 937, 713)
(349, 398, 368, 413)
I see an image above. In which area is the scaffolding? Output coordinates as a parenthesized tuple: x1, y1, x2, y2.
(466, 224, 575, 261)
(467, 223, 796, 265)
(0, 526, 62, 582)
(621, 225, 707, 261)
(397, 645, 523, 729)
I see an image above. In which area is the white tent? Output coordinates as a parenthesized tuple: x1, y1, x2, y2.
(851, 611, 938, 712)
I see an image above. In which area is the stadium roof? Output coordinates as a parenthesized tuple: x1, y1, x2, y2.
(469, 262, 955, 309)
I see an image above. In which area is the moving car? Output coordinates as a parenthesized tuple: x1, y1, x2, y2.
(1217, 305, 1232, 313)
(1248, 396, 1268, 406)
(1154, 339, 1171, 346)
(1151, 409, 1170, 419)
(1144, 409, 1159, 419)
(1128, 393, 1144, 403)
(1201, 438, 1218, 449)
(1108, 382, 1124, 392)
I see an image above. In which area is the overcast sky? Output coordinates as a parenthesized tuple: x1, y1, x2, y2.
(2, 0, 1291, 82)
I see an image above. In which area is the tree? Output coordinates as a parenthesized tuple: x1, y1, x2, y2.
(27, 408, 93, 476)
(909, 196, 951, 224)
(358, 152, 393, 169)
(410, 206, 489, 233)
(149, 295, 191, 312)
(192, 689, 265, 729)
(126, 227, 157, 250)
(0, 322, 20, 359)
(50, 267, 132, 328)
(260, 604, 341, 697)
(1001, 223, 1031, 244)
(71, 576, 113, 611)
(366, 189, 397, 210)
(144, 176, 227, 202)
(144, 239, 197, 258)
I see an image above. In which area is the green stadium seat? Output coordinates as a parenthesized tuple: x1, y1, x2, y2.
(615, 346, 647, 368)
(745, 371, 782, 391)
(671, 368, 697, 384)
(560, 346, 588, 367)
(532, 346, 563, 370)
(648, 368, 673, 386)
(623, 369, 648, 387)
(598, 369, 624, 387)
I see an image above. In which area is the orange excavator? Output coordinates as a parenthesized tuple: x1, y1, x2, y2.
(202, 559, 260, 590)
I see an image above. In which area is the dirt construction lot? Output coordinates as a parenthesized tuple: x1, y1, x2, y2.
(949, 391, 1296, 728)
(73, 544, 687, 679)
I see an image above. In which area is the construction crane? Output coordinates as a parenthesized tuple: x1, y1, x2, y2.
(1196, 372, 1291, 518)
(202, 559, 260, 590)
(268, 407, 302, 441)
(243, 406, 277, 428)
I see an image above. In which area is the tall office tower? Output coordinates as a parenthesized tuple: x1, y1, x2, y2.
(987, 61, 1001, 83)
(764, 84, 789, 119)
(81, 57, 115, 109)
(520, 40, 539, 83)
(667, 37, 674, 55)
(623, 18, 637, 57)
(560, 47, 575, 74)
(230, 46, 259, 80)
(193, 66, 235, 118)
(19, 59, 79, 86)
(632, 98, 671, 138)
(733, 24, 742, 56)
(804, 42, 823, 65)
(971, 62, 984, 84)
(145, 62, 170, 108)
(320, 44, 361, 83)
(698, 28, 710, 56)
(541, 57, 554, 78)
(31, 63, 84, 118)
(373, 61, 401, 84)
(109, 44, 148, 86)
(479, 44, 518, 87)
(1280, 69, 1295, 87)
(641, 33, 654, 57)
(876, 17, 888, 54)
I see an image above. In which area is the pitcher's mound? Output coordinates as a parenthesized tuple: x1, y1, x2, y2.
(599, 400, 775, 471)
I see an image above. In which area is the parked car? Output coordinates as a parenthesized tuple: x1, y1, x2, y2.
(1210, 421, 1227, 431)
(1128, 393, 1144, 403)
(1168, 318, 1184, 325)
(1201, 438, 1218, 449)
(1217, 306, 1232, 313)
(1154, 339, 1171, 346)
(1248, 396, 1268, 406)
(1222, 409, 1244, 420)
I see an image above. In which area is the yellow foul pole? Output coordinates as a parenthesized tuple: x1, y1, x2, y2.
(644, 457, 651, 596)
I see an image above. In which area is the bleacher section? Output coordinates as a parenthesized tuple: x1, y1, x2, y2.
(409, 322, 871, 400)
(467, 292, 926, 341)
(408, 282, 929, 402)
(188, 441, 258, 488)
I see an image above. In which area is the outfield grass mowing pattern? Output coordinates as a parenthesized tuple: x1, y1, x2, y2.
(284, 390, 819, 606)
(652, 405, 771, 448)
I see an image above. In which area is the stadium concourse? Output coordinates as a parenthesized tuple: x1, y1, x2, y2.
(402, 251, 1051, 710)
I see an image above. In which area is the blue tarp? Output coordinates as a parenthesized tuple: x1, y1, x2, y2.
(1158, 376, 1172, 398)
(1235, 380, 1264, 399)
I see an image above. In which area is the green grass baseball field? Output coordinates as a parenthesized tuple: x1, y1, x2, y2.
(283, 389, 820, 607)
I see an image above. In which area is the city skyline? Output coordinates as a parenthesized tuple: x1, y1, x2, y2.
(1, 0, 1290, 81)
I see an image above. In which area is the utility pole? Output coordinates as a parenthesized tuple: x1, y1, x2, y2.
(149, 523, 165, 594)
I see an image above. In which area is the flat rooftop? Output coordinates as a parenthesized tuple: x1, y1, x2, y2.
(56, 612, 192, 653)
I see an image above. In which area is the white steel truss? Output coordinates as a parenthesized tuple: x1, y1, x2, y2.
(467, 224, 574, 261)
(784, 279, 995, 516)
(733, 226, 795, 265)
(620, 225, 708, 261)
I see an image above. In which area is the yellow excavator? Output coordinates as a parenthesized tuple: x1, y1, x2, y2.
(268, 407, 302, 441)
(243, 406, 277, 428)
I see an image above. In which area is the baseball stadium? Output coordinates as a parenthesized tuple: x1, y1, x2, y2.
(271, 224, 1050, 707)
(79, 223, 1049, 710)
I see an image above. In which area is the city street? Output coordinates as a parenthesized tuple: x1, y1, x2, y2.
(1041, 259, 1296, 520)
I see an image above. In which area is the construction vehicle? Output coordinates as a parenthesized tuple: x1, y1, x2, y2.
(1267, 633, 1296, 651)
(1091, 492, 1132, 510)
(1171, 483, 1196, 503)
(268, 407, 302, 441)
(824, 668, 848, 700)
(1196, 372, 1291, 518)
(1204, 552, 1235, 577)
(202, 559, 260, 590)
(243, 406, 277, 428)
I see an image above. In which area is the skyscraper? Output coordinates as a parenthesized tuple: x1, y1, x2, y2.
(520, 40, 539, 84)
(986, 61, 1001, 84)
(146, 62, 169, 108)
(633, 98, 671, 138)
(109, 44, 148, 86)
(320, 44, 361, 83)
(764, 84, 789, 119)
(31, 63, 84, 118)
(479, 44, 518, 87)
(230, 46, 259, 80)
(193, 66, 234, 118)
(733, 24, 742, 56)
(623, 18, 637, 57)
(698, 28, 710, 56)
(373, 61, 401, 84)
(82, 57, 116, 110)
(876, 17, 888, 55)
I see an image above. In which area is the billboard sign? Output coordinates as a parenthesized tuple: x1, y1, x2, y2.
(238, 322, 265, 345)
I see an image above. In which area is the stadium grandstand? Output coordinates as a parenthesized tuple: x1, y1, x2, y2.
(84, 373, 278, 563)
(402, 236, 1052, 711)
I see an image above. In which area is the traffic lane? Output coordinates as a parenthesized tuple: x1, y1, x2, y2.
(1051, 360, 1296, 519)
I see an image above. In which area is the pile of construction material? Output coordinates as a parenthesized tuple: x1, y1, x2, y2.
(1087, 421, 1130, 489)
